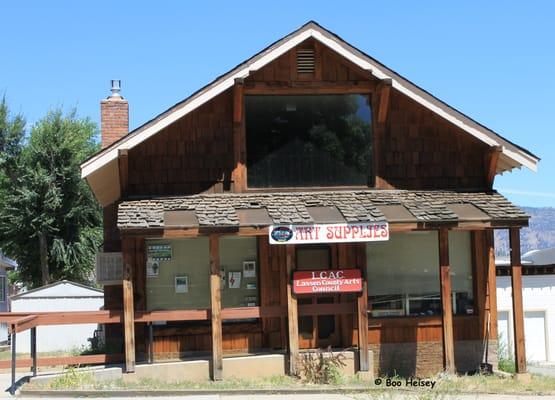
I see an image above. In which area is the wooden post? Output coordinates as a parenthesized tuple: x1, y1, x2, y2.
(148, 322, 154, 364)
(10, 329, 16, 395)
(357, 244, 369, 372)
(231, 78, 246, 192)
(438, 229, 455, 373)
(122, 238, 136, 373)
(285, 244, 299, 375)
(510, 227, 527, 373)
(209, 234, 223, 380)
(31, 327, 37, 376)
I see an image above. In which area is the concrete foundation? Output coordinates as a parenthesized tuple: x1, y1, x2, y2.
(297, 350, 373, 378)
(29, 350, 373, 385)
(223, 354, 285, 379)
(123, 360, 210, 383)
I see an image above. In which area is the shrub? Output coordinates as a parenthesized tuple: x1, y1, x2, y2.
(297, 346, 346, 384)
(497, 336, 516, 373)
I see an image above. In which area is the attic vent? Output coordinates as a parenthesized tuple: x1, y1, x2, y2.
(96, 252, 123, 285)
(297, 48, 315, 74)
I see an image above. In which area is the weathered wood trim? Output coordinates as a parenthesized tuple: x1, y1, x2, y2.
(357, 243, 369, 371)
(485, 145, 503, 188)
(285, 244, 298, 375)
(118, 149, 129, 198)
(438, 229, 455, 373)
(243, 81, 375, 94)
(377, 79, 392, 124)
(485, 230, 498, 338)
(209, 234, 223, 380)
(122, 237, 136, 373)
(0, 354, 124, 369)
(472, 231, 488, 342)
(232, 78, 246, 192)
(509, 227, 526, 373)
(368, 315, 480, 343)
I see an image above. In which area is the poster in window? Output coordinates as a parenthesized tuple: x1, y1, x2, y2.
(243, 261, 256, 278)
(147, 244, 172, 261)
(228, 272, 241, 289)
(146, 258, 160, 277)
(244, 296, 257, 307)
(175, 276, 189, 293)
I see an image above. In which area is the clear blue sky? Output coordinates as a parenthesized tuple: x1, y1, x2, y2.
(1, 1, 553, 207)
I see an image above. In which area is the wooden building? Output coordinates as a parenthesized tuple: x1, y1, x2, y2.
(81, 21, 539, 378)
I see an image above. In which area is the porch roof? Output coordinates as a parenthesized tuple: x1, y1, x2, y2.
(117, 190, 528, 231)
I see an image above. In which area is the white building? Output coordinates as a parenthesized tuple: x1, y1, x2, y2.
(10, 280, 104, 353)
(0, 252, 17, 343)
(496, 248, 555, 364)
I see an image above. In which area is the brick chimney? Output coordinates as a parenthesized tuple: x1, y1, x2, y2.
(101, 80, 129, 148)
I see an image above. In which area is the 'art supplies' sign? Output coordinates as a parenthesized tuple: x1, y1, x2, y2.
(293, 269, 362, 294)
(269, 222, 389, 245)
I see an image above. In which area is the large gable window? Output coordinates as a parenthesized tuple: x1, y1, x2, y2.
(246, 94, 372, 188)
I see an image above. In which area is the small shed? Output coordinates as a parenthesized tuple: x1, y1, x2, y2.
(10, 280, 104, 353)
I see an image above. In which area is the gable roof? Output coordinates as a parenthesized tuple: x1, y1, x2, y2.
(81, 21, 539, 206)
(11, 280, 103, 300)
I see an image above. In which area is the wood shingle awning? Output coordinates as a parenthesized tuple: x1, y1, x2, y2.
(117, 190, 529, 232)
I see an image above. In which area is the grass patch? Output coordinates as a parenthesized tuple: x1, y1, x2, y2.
(25, 368, 555, 395)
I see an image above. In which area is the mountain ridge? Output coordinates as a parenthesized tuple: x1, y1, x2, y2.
(494, 206, 555, 257)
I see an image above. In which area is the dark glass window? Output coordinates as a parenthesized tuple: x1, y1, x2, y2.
(246, 94, 372, 188)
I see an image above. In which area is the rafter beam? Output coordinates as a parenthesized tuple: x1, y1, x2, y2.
(377, 78, 392, 124)
(485, 146, 503, 188)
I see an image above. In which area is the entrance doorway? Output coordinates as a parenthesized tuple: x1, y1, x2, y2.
(296, 245, 341, 348)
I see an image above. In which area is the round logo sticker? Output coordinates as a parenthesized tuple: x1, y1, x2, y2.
(271, 226, 293, 243)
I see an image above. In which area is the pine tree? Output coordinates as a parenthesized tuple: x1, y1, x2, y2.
(0, 107, 102, 288)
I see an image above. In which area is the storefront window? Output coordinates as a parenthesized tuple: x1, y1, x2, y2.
(366, 231, 474, 317)
(146, 238, 210, 310)
(145, 237, 259, 311)
(220, 237, 259, 309)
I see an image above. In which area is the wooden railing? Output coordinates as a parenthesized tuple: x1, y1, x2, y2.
(0, 302, 358, 394)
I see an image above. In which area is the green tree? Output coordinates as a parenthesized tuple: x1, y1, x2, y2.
(0, 107, 102, 288)
(0, 96, 25, 181)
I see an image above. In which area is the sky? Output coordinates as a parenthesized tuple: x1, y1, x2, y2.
(1, 1, 554, 207)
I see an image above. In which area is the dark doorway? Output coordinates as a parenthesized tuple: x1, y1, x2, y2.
(296, 245, 341, 348)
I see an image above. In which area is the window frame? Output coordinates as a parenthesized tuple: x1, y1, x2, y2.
(366, 230, 477, 319)
(243, 90, 376, 191)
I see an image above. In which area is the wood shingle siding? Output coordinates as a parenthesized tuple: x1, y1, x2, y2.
(127, 90, 234, 197)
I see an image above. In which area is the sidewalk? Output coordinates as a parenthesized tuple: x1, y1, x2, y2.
(8, 394, 555, 399)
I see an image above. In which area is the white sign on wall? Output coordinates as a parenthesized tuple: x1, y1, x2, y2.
(269, 222, 389, 245)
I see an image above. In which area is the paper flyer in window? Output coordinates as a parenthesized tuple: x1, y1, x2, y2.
(228, 272, 241, 289)
(243, 261, 256, 278)
(146, 257, 160, 277)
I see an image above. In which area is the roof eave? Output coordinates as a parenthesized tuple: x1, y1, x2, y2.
(80, 21, 539, 183)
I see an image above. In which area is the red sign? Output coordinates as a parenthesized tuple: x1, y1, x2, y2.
(293, 269, 362, 294)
